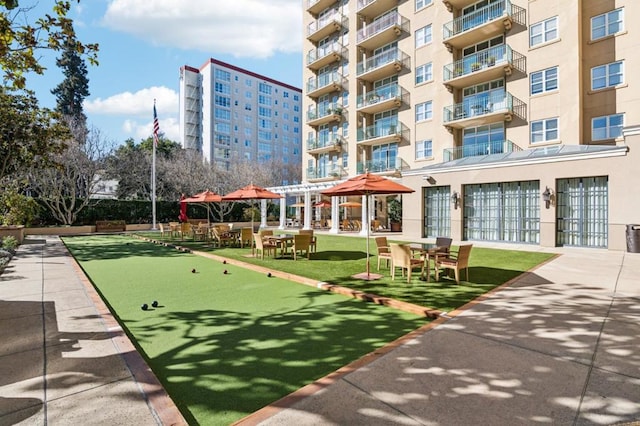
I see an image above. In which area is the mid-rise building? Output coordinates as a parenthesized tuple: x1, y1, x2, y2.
(269, 0, 639, 250)
(179, 59, 303, 185)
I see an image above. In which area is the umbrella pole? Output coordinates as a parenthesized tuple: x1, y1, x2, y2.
(366, 195, 370, 278)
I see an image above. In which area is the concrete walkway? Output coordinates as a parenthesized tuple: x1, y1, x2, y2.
(1, 235, 639, 425)
(0, 236, 186, 425)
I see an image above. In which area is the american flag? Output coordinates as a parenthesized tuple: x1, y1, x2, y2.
(153, 103, 160, 146)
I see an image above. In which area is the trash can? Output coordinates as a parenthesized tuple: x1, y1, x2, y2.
(626, 224, 640, 253)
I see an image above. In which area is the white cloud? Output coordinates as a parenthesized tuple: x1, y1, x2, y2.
(102, 0, 302, 58)
(84, 86, 178, 117)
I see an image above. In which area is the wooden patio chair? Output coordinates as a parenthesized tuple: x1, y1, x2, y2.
(435, 244, 473, 284)
(239, 228, 253, 249)
(253, 233, 277, 259)
(292, 234, 312, 260)
(390, 243, 424, 283)
(193, 223, 209, 242)
(375, 236, 392, 270)
(158, 223, 170, 239)
(298, 229, 317, 253)
(179, 222, 192, 240)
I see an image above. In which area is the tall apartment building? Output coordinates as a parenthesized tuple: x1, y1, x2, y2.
(178, 59, 303, 184)
(280, 0, 640, 250)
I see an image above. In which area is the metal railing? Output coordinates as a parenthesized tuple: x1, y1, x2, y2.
(443, 44, 525, 81)
(356, 82, 408, 108)
(443, 140, 522, 162)
(306, 134, 344, 151)
(307, 165, 346, 179)
(356, 157, 404, 173)
(307, 11, 346, 37)
(306, 102, 343, 122)
(306, 72, 346, 93)
(306, 42, 345, 66)
(356, 11, 409, 43)
(443, 91, 526, 123)
(357, 121, 409, 142)
(356, 47, 410, 76)
(443, 0, 523, 40)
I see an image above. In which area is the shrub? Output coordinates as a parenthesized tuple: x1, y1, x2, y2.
(1, 236, 18, 252)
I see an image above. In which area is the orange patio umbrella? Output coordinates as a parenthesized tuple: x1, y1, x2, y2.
(182, 190, 223, 224)
(322, 172, 414, 280)
(222, 184, 282, 230)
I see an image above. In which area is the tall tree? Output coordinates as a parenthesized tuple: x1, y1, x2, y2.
(0, 88, 69, 183)
(1, 1, 98, 89)
(51, 36, 90, 129)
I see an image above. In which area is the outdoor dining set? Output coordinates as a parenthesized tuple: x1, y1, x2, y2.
(375, 236, 473, 284)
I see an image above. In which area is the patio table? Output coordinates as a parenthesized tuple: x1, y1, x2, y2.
(266, 234, 294, 258)
(408, 243, 447, 281)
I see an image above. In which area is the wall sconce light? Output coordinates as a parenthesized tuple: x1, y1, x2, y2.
(422, 175, 436, 184)
(542, 187, 553, 209)
(451, 191, 460, 210)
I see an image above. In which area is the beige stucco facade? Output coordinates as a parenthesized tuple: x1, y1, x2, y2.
(288, 0, 639, 250)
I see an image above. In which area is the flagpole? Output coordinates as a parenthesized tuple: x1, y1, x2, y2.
(152, 99, 158, 230)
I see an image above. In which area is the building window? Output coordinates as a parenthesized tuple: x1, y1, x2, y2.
(531, 118, 558, 144)
(415, 62, 433, 84)
(591, 61, 623, 90)
(416, 139, 432, 159)
(415, 24, 432, 48)
(416, 0, 432, 11)
(415, 101, 432, 122)
(592, 114, 623, 141)
(591, 8, 624, 40)
(530, 16, 558, 47)
(530, 66, 558, 95)
(424, 186, 450, 238)
(215, 69, 230, 81)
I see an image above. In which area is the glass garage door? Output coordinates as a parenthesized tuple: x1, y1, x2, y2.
(464, 180, 540, 243)
(556, 176, 608, 248)
(423, 186, 451, 238)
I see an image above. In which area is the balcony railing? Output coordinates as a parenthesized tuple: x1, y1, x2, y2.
(357, 121, 408, 143)
(356, 157, 404, 174)
(307, 0, 337, 15)
(356, 82, 408, 111)
(306, 134, 344, 152)
(306, 102, 343, 124)
(356, 11, 409, 48)
(307, 11, 347, 40)
(443, 44, 525, 81)
(356, 47, 410, 78)
(306, 72, 346, 96)
(443, 0, 525, 41)
(443, 139, 522, 162)
(356, 0, 398, 19)
(307, 165, 346, 180)
(306, 42, 346, 69)
(443, 91, 526, 124)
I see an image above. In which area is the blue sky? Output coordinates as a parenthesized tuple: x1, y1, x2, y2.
(23, 0, 303, 145)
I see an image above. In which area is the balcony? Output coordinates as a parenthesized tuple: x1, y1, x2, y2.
(443, 45, 525, 90)
(443, 92, 526, 129)
(356, 48, 410, 82)
(357, 121, 408, 146)
(356, 83, 408, 115)
(356, 157, 404, 174)
(306, 43, 347, 71)
(306, 72, 347, 98)
(356, 11, 409, 51)
(356, 0, 398, 20)
(307, 165, 347, 181)
(443, 139, 522, 162)
(306, 134, 344, 154)
(307, 0, 338, 16)
(306, 103, 344, 127)
(307, 11, 348, 43)
(442, 0, 526, 51)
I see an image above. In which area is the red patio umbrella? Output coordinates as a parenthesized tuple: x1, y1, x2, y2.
(322, 172, 414, 280)
(182, 190, 223, 224)
(179, 194, 189, 223)
(222, 184, 282, 230)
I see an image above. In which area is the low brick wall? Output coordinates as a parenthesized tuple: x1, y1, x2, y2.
(95, 220, 126, 232)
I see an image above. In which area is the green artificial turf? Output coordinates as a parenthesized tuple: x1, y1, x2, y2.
(142, 231, 555, 313)
(63, 235, 426, 425)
